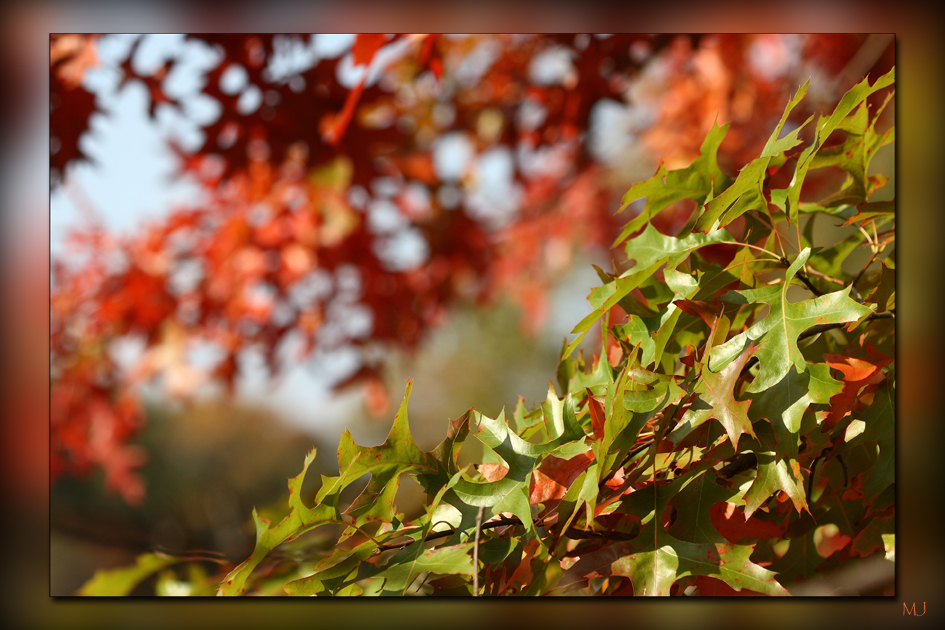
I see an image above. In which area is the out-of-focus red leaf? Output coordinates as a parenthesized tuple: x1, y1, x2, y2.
(352, 34, 388, 66)
(692, 575, 766, 596)
(710, 501, 784, 543)
(323, 75, 367, 147)
(50, 35, 99, 183)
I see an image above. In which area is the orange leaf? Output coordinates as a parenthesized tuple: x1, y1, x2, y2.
(478, 463, 509, 482)
(823, 345, 891, 430)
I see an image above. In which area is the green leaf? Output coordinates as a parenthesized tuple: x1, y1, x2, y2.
(852, 381, 895, 504)
(883, 533, 895, 562)
(338, 380, 443, 523)
(690, 343, 757, 449)
(568, 348, 614, 395)
(695, 81, 812, 232)
(594, 522, 787, 596)
(750, 363, 841, 435)
(743, 422, 808, 519)
(218, 449, 340, 595)
(807, 94, 895, 208)
(564, 263, 658, 359)
(285, 469, 468, 596)
(669, 470, 744, 544)
(451, 399, 585, 540)
(615, 119, 730, 245)
(566, 226, 731, 360)
(78, 552, 184, 596)
(786, 67, 895, 224)
(622, 365, 685, 414)
(624, 223, 734, 271)
(864, 257, 895, 312)
(284, 538, 385, 596)
(220, 382, 458, 596)
(708, 248, 873, 393)
(616, 269, 699, 369)
(372, 543, 475, 594)
(740, 364, 842, 516)
(767, 531, 823, 586)
(430, 410, 474, 479)
(743, 361, 834, 517)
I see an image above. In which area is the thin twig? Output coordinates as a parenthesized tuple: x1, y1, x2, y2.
(857, 224, 876, 252)
(373, 513, 645, 556)
(807, 455, 821, 504)
(848, 249, 880, 292)
(563, 522, 640, 541)
(473, 506, 484, 597)
(797, 270, 825, 297)
(837, 454, 849, 489)
(719, 240, 781, 261)
(779, 255, 825, 297)
(804, 268, 845, 287)
(752, 210, 789, 258)
(374, 516, 522, 552)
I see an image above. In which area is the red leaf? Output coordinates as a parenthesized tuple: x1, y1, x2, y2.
(675, 299, 723, 328)
(529, 451, 594, 506)
(692, 575, 766, 596)
(585, 389, 606, 441)
(500, 539, 540, 594)
(710, 502, 783, 543)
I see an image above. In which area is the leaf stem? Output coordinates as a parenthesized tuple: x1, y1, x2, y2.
(473, 506, 484, 597)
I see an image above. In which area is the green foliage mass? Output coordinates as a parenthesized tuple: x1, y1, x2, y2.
(82, 67, 895, 597)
